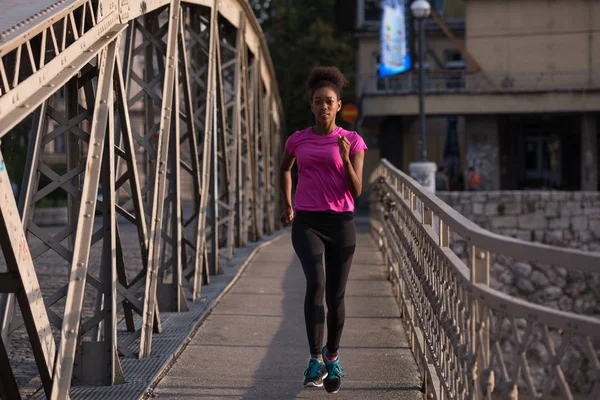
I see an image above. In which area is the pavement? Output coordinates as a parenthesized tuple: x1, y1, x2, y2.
(152, 220, 423, 400)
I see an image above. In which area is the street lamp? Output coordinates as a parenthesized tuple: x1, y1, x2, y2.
(408, 0, 437, 192)
(411, 0, 430, 162)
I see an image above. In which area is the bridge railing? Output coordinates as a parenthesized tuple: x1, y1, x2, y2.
(0, 0, 284, 398)
(370, 159, 600, 400)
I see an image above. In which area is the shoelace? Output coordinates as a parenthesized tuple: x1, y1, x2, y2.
(329, 363, 344, 379)
(305, 359, 321, 377)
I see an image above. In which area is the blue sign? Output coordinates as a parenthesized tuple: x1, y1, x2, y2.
(379, 0, 412, 78)
(0, 159, 4, 172)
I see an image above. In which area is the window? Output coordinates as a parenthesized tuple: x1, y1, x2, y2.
(364, 0, 381, 22)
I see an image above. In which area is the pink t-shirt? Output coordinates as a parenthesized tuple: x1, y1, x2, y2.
(285, 126, 368, 212)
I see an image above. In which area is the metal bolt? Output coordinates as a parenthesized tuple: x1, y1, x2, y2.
(477, 251, 485, 260)
(84, 213, 91, 218)
(77, 262, 84, 267)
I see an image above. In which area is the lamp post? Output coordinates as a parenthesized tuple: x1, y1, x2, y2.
(408, 0, 437, 192)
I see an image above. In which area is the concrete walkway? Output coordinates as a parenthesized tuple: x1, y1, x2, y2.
(153, 222, 422, 399)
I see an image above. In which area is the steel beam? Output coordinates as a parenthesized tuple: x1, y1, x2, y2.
(140, 0, 183, 358)
(50, 38, 120, 399)
(0, 148, 55, 398)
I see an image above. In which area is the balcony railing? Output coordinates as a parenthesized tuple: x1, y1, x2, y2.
(360, 70, 600, 95)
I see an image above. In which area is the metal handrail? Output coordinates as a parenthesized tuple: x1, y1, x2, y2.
(370, 159, 600, 400)
(359, 70, 600, 96)
(378, 159, 600, 272)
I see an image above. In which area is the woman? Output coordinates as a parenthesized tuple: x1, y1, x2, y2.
(279, 66, 367, 393)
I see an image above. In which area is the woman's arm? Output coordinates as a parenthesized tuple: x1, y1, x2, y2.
(338, 135, 365, 198)
(279, 150, 296, 225)
(342, 151, 365, 198)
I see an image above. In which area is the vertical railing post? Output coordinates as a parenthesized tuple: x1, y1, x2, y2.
(470, 245, 490, 399)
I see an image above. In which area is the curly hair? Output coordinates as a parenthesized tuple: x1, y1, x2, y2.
(306, 66, 348, 99)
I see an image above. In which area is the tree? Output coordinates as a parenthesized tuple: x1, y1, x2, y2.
(251, 0, 357, 134)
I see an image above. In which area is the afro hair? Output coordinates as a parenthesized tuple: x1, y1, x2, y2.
(306, 66, 348, 98)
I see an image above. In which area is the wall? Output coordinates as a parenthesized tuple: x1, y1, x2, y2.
(466, 0, 600, 86)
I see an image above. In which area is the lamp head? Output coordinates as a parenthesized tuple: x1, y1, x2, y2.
(411, 0, 431, 19)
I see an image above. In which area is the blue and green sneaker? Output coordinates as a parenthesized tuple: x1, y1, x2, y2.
(322, 346, 344, 393)
(303, 357, 328, 387)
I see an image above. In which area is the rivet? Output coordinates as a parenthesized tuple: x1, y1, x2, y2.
(77, 262, 84, 267)
(84, 213, 91, 218)
(69, 329, 75, 334)
(92, 155, 99, 159)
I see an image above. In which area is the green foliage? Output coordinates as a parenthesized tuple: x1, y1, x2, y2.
(252, 0, 357, 134)
(0, 116, 31, 189)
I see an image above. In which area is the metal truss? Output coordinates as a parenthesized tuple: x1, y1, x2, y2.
(0, 0, 284, 396)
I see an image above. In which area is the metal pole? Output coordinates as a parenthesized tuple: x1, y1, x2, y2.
(418, 17, 426, 162)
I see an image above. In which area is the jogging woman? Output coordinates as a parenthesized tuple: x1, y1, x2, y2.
(279, 66, 367, 393)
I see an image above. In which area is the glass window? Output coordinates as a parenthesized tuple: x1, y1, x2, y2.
(365, 0, 381, 22)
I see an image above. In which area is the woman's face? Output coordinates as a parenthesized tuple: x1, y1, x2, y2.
(311, 87, 341, 125)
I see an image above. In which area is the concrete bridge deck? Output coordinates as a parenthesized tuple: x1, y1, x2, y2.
(151, 221, 423, 399)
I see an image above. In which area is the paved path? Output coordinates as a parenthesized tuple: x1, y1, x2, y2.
(153, 222, 422, 399)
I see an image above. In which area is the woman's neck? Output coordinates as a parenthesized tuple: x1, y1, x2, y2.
(312, 122, 337, 136)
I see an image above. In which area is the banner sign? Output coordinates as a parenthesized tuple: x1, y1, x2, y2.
(379, 0, 411, 78)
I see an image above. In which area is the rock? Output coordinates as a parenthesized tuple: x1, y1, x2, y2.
(573, 294, 597, 315)
(571, 215, 588, 231)
(558, 296, 573, 311)
(544, 230, 564, 245)
(555, 267, 568, 279)
(490, 276, 503, 291)
(517, 279, 535, 294)
(527, 341, 549, 363)
(568, 269, 585, 281)
(542, 286, 562, 301)
(484, 202, 498, 216)
(548, 217, 570, 229)
(473, 203, 484, 215)
(545, 201, 559, 217)
(564, 282, 586, 297)
(530, 270, 550, 288)
(518, 213, 547, 230)
(513, 261, 532, 277)
(515, 318, 527, 330)
(499, 270, 514, 285)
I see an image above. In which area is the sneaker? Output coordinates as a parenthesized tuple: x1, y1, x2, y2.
(322, 346, 344, 394)
(303, 357, 328, 387)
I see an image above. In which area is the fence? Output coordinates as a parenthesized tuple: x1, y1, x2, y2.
(369, 159, 600, 400)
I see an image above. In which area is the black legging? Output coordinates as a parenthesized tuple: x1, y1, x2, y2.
(291, 211, 356, 357)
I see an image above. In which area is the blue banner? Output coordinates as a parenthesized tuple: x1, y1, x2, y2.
(379, 0, 411, 78)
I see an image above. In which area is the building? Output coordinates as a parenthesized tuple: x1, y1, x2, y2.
(356, 0, 600, 192)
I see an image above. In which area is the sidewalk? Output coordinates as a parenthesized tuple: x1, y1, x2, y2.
(152, 222, 422, 399)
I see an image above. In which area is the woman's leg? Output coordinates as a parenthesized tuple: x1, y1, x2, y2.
(323, 218, 356, 355)
(291, 217, 326, 358)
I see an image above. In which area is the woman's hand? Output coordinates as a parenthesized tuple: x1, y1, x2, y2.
(338, 135, 351, 162)
(280, 206, 294, 226)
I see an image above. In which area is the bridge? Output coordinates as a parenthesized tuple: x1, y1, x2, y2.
(0, 0, 598, 399)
